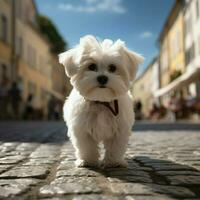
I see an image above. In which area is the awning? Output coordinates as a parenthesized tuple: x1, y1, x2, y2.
(48, 89, 65, 101)
(154, 67, 200, 97)
(52, 90, 65, 101)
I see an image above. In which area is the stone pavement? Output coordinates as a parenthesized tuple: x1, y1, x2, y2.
(0, 122, 200, 200)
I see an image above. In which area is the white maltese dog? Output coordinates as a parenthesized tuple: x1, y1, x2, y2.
(59, 35, 143, 168)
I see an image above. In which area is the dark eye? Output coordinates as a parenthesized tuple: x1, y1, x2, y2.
(108, 64, 116, 73)
(88, 63, 97, 71)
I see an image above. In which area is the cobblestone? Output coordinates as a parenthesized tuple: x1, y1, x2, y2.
(40, 177, 102, 196)
(148, 184, 196, 198)
(166, 175, 200, 185)
(107, 175, 153, 183)
(56, 168, 101, 177)
(0, 166, 50, 179)
(110, 183, 154, 195)
(0, 121, 200, 199)
(72, 195, 121, 200)
(0, 178, 39, 198)
(0, 155, 26, 164)
(125, 195, 176, 200)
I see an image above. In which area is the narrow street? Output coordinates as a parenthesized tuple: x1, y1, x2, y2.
(0, 121, 200, 199)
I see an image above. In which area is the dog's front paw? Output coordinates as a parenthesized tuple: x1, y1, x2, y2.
(102, 159, 128, 168)
(75, 159, 99, 168)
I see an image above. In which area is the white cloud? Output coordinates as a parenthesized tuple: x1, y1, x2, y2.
(86, 0, 98, 4)
(140, 31, 153, 39)
(58, 0, 126, 14)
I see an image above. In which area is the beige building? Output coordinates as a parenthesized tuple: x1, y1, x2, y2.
(0, 0, 70, 118)
(133, 59, 157, 117)
(0, 0, 13, 82)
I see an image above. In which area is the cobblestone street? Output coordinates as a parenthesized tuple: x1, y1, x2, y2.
(0, 122, 200, 200)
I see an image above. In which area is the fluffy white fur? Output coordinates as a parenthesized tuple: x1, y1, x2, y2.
(59, 35, 143, 168)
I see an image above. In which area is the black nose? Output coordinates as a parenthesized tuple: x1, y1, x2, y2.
(97, 75, 108, 85)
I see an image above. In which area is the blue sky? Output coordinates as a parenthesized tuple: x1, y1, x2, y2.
(36, 0, 174, 76)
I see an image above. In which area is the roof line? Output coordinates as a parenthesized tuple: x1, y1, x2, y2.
(135, 56, 158, 82)
(157, 0, 183, 43)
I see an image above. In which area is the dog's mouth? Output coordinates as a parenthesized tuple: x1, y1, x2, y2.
(98, 85, 106, 88)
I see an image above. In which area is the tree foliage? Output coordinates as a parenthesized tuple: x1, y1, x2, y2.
(170, 70, 182, 82)
(37, 15, 67, 54)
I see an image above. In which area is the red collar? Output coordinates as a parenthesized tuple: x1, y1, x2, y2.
(94, 99, 119, 116)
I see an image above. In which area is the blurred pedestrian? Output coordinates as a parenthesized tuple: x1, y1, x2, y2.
(167, 93, 181, 121)
(48, 96, 56, 120)
(8, 82, 22, 119)
(23, 94, 34, 120)
(134, 100, 143, 120)
(186, 92, 196, 111)
(149, 103, 159, 120)
(177, 92, 186, 118)
(0, 78, 10, 119)
(54, 102, 60, 120)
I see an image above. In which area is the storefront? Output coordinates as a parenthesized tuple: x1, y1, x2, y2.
(154, 67, 200, 98)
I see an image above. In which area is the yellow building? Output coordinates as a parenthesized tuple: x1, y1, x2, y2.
(0, 0, 71, 118)
(168, 10, 185, 74)
(0, 0, 12, 82)
(158, 0, 185, 103)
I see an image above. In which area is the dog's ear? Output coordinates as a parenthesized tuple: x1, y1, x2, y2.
(58, 49, 78, 77)
(122, 47, 144, 81)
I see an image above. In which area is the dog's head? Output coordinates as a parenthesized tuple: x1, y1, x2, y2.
(59, 35, 144, 102)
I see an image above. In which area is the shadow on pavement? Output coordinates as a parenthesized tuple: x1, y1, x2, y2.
(92, 156, 200, 199)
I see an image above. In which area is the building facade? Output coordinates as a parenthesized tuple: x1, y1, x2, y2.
(0, 0, 12, 83)
(184, 0, 200, 97)
(0, 0, 70, 119)
(155, 0, 200, 100)
(158, 0, 186, 103)
(133, 58, 160, 117)
(152, 57, 160, 103)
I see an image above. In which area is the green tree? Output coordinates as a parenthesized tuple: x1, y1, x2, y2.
(37, 15, 67, 54)
(170, 70, 182, 82)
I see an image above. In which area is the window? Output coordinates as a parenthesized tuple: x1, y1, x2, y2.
(28, 81, 36, 95)
(185, 16, 191, 36)
(31, 48, 36, 68)
(170, 37, 175, 58)
(2, 64, 7, 76)
(16, 36, 23, 56)
(199, 35, 200, 54)
(39, 56, 51, 77)
(196, 0, 199, 20)
(27, 45, 31, 65)
(176, 30, 181, 53)
(0, 64, 8, 82)
(0, 15, 8, 42)
(39, 55, 45, 71)
(170, 32, 179, 58)
(185, 43, 195, 65)
(17, 76, 24, 92)
(27, 45, 37, 68)
(161, 51, 168, 71)
(40, 88, 50, 102)
(16, 0, 23, 20)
